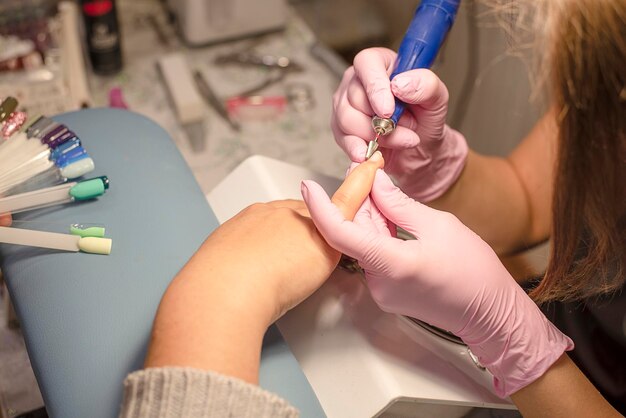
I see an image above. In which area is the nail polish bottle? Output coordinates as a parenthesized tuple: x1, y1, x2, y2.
(80, 0, 122, 75)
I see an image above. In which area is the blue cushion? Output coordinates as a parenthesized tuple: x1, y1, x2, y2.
(0, 109, 324, 418)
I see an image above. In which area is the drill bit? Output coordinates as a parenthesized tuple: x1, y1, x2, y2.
(365, 133, 380, 159)
(366, 117, 395, 160)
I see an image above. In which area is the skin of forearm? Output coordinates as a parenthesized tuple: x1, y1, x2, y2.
(144, 251, 272, 384)
(429, 150, 535, 255)
(511, 354, 622, 418)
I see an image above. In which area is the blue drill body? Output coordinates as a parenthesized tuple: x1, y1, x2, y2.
(389, 0, 460, 125)
(366, 0, 460, 158)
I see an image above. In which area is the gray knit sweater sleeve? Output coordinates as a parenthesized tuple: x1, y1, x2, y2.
(118, 367, 300, 418)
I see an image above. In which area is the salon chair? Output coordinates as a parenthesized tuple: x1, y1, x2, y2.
(0, 109, 325, 418)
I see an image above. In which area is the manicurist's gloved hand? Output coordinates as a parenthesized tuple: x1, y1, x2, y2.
(332, 47, 468, 201)
(302, 170, 573, 397)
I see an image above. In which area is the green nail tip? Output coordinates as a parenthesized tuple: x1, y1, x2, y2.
(70, 225, 106, 238)
(69, 178, 106, 200)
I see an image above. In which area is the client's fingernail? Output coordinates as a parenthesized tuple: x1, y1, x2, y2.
(368, 151, 384, 167)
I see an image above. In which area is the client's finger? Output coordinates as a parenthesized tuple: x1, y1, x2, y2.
(331, 151, 384, 221)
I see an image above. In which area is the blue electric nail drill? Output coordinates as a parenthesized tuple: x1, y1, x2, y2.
(365, 0, 460, 159)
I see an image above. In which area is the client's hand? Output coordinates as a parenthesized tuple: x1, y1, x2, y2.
(186, 199, 336, 326)
(145, 153, 384, 383)
(0, 214, 12, 226)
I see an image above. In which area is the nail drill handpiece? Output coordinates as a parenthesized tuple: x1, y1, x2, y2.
(365, 0, 460, 159)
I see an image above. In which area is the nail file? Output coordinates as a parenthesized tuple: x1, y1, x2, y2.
(157, 53, 206, 151)
(0, 226, 112, 255)
(157, 53, 205, 125)
(193, 70, 241, 131)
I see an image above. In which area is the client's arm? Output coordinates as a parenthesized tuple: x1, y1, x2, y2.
(118, 154, 384, 418)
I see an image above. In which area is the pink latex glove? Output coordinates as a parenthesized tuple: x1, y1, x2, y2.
(301, 171, 573, 397)
(332, 47, 468, 201)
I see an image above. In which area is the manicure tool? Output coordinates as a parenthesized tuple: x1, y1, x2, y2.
(214, 44, 302, 98)
(365, 0, 460, 159)
(157, 53, 206, 152)
(145, 14, 172, 47)
(193, 70, 241, 131)
(214, 49, 303, 73)
(230, 70, 286, 99)
(0, 176, 109, 215)
(0, 226, 112, 255)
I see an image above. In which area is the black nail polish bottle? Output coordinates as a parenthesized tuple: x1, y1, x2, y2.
(80, 0, 122, 75)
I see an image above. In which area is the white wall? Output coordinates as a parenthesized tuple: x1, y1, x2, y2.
(435, 2, 545, 156)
